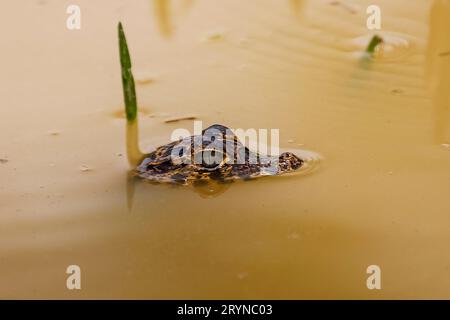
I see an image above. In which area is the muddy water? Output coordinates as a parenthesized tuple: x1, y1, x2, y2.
(0, 0, 449, 299)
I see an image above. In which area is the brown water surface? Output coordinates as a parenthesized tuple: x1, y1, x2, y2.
(0, 0, 449, 298)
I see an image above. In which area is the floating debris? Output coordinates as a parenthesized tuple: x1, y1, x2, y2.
(0, 158, 8, 164)
(441, 143, 450, 149)
(438, 51, 450, 57)
(47, 130, 60, 136)
(287, 139, 294, 144)
(79, 165, 93, 172)
(134, 71, 160, 85)
(391, 88, 404, 94)
(164, 115, 198, 123)
(201, 29, 227, 42)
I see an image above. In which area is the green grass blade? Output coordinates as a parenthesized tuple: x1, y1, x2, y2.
(365, 35, 383, 55)
(118, 22, 137, 122)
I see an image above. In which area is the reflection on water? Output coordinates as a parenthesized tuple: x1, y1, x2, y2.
(289, 0, 304, 16)
(127, 172, 232, 205)
(192, 179, 232, 198)
(153, 0, 172, 37)
(427, 0, 450, 144)
(126, 171, 136, 210)
(182, 0, 195, 12)
(152, 0, 195, 37)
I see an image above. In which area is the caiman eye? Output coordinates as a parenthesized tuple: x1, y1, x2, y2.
(201, 149, 225, 170)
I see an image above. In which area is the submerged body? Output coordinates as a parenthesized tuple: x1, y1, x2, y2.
(136, 124, 303, 184)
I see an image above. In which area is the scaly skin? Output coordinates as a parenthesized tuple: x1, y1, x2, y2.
(136, 125, 303, 184)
